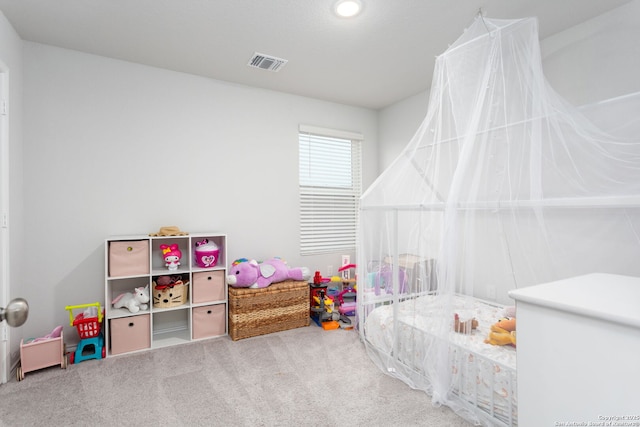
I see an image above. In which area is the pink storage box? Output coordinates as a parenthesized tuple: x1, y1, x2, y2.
(194, 239, 219, 268)
(109, 314, 150, 355)
(109, 240, 150, 277)
(192, 271, 225, 303)
(192, 304, 226, 339)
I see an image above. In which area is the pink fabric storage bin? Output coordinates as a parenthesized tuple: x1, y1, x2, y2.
(109, 240, 150, 277)
(192, 271, 225, 303)
(192, 304, 226, 339)
(109, 314, 150, 355)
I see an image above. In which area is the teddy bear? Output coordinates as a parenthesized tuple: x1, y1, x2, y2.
(227, 257, 311, 289)
(484, 316, 516, 347)
(112, 284, 150, 313)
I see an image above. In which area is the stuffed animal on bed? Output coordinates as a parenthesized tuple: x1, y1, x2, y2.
(484, 317, 516, 347)
(454, 313, 479, 334)
(367, 264, 408, 295)
(227, 257, 311, 289)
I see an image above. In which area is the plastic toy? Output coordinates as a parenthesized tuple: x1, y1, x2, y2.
(313, 271, 330, 284)
(337, 287, 357, 316)
(454, 313, 478, 334)
(227, 257, 311, 289)
(338, 263, 356, 280)
(310, 288, 340, 326)
(484, 317, 516, 346)
(112, 284, 150, 313)
(160, 243, 182, 270)
(17, 325, 66, 381)
(321, 320, 340, 330)
(64, 302, 106, 364)
(313, 294, 335, 314)
(338, 315, 353, 329)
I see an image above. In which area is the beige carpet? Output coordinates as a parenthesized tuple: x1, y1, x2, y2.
(0, 324, 472, 426)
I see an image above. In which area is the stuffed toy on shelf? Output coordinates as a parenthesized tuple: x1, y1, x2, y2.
(111, 284, 150, 313)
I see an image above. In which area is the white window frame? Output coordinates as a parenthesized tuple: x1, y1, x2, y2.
(299, 125, 362, 255)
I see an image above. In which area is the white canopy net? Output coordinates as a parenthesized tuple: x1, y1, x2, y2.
(356, 16, 640, 426)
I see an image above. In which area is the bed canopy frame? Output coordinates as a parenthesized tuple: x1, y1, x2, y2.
(356, 15, 640, 426)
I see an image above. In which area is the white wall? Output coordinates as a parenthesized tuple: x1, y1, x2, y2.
(21, 42, 378, 343)
(0, 11, 25, 376)
(540, 0, 640, 106)
(377, 90, 429, 171)
(379, 0, 640, 171)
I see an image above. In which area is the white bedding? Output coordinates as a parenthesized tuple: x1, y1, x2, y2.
(363, 294, 517, 425)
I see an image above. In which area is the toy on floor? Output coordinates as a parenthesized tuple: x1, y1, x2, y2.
(484, 317, 516, 347)
(338, 315, 353, 330)
(227, 257, 311, 289)
(338, 263, 356, 279)
(310, 288, 339, 326)
(112, 284, 150, 313)
(321, 320, 340, 330)
(313, 271, 330, 284)
(313, 294, 335, 314)
(17, 325, 66, 381)
(337, 287, 357, 316)
(64, 302, 105, 364)
(312, 271, 346, 285)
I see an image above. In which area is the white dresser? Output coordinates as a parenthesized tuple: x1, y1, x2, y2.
(509, 273, 640, 427)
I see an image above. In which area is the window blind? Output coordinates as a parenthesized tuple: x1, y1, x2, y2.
(299, 126, 362, 255)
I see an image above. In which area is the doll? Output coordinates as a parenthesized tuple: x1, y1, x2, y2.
(160, 243, 182, 271)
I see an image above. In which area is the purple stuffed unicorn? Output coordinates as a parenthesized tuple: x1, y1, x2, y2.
(227, 257, 311, 289)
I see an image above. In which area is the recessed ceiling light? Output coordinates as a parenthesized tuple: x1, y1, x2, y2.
(334, 0, 362, 18)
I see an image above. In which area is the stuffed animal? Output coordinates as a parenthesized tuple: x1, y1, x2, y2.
(484, 317, 516, 347)
(112, 284, 150, 313)
(227, 257, 311, 289)
(454, 313, 479, 334)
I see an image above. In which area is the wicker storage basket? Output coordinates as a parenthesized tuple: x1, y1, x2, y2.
(152, 281, 189, 308)
(228, 280, 309, 341)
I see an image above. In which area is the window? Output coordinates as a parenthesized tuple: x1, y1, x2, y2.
(299, 125, 362, 255)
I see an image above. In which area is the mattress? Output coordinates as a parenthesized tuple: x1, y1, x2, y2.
(363, 294, 517, 425)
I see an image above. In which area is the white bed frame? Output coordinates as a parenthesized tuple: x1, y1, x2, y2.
(361, 294, 517, 427)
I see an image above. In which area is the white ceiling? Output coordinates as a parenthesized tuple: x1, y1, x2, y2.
(0, 0, 632, 109)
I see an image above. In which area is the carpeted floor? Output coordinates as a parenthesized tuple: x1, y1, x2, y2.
(0, 324, 472, 426)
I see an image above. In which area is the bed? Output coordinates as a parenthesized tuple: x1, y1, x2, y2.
(356, 13, 640, 427)
(362, 294, 517, 426)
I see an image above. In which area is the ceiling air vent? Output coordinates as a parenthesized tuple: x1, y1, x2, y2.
(247, 52, 288, 72)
